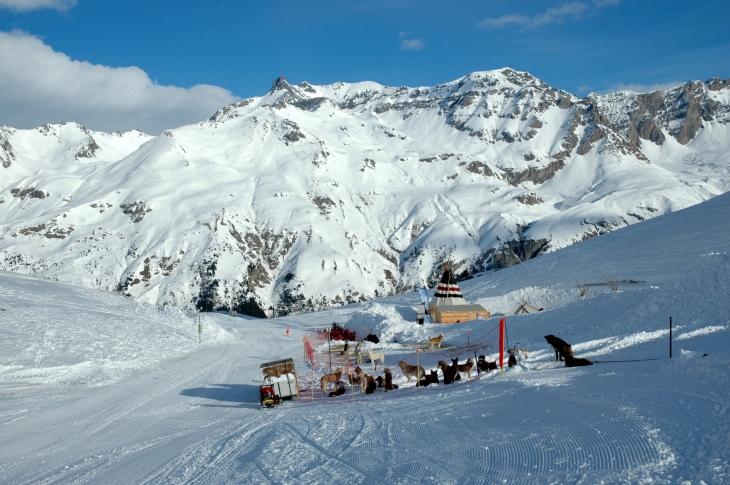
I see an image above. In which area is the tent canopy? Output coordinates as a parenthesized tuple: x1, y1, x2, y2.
(504, 301, 543, 315)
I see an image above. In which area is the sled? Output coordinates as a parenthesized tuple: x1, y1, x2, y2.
(259, 358, 298, 409)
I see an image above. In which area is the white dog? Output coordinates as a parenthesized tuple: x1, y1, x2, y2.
(354, 341, 364, 365)
(368, 350, 385, 369)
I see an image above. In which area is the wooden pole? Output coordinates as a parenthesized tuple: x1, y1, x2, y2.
(416, 349, 420, 393)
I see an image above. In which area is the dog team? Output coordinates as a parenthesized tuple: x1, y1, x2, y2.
(321, 355, 499, 397)
(321, 332, 590, 397)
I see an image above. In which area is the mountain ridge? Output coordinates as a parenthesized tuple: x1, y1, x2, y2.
(0, 68, 728, 317)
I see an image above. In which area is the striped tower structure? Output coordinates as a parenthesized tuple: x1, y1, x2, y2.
(430, 262, 467, 307)
(429, 262, 490, 324)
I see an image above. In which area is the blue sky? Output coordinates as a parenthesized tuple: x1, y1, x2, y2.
(0, 0, 728, 134)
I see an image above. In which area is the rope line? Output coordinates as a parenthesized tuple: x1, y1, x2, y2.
(396, 323, 501, 364)
(592, 357, 663, 364)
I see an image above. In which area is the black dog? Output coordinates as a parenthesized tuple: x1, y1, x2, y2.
(477, 355, 498, 373)
(418, 369, 439, 387)
(565, 356, 593, 367)
(544, 335, 573, 361)
(365, 333, 380, 344)
(328, 381, 346, 397)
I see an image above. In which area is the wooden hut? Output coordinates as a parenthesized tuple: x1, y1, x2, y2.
(430, 262, 490, 324)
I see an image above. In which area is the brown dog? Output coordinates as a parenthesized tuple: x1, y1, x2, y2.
(384, 367, 399, 391)
(348, 366, 362, 386)
(438, 360, 460, 385)
(398, 360, 426, 382)
(365, 378, 377, 394)
(455, 357, 474, 379)
(428, 333, 444, 350)
(544, 335, 573, 361)
(357, 369, 377, 394)
(320, 367, 343, 393)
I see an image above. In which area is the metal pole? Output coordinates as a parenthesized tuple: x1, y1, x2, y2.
(669, 316, 672, 358)
(328, 329, 332, 372)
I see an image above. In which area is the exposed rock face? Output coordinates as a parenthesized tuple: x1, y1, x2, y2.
(0, 69, 728, 317)
(504, 160, 565, 186)
(76, 137, 100, 159)
(489, 237, 551, 270)
(623, 80, 730, 146)
(0, 128, 14, 168)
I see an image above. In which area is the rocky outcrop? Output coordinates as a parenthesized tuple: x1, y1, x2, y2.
(504, 160, 565, 186)
(0, 128, 14, 168)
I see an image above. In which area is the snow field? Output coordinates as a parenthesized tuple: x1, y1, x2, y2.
(0, 193, 728, 483)
(0, 272, 232, 388)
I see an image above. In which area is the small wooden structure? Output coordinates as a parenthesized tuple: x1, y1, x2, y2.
(430, 262, 489, 324)
(432, 304, 490, 324)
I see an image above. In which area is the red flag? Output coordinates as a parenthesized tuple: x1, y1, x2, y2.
(286, 327, 290, 337)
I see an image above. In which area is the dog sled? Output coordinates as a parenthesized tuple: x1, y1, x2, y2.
(259, 358, 298, 409)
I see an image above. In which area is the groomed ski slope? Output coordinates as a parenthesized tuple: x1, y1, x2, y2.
(0, 193, 729, 484)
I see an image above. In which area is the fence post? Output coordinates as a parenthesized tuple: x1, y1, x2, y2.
(417, 349, 421, 393)
(669, 316, 672, 358)
(198, 315, 202, 344)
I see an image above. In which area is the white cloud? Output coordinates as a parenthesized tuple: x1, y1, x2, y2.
(400, 38, 424, 51)
(603, 81, 682, 94)
(0, 0, 76, 12)
(0, 31, 239, 134)
(480, 1, 618, 29)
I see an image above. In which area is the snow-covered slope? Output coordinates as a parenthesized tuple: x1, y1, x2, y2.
(0, 191, 728, 484)
(0, 69, 728, 316)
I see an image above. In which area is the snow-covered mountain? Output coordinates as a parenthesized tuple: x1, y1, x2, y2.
(0, 69, 728, 316)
